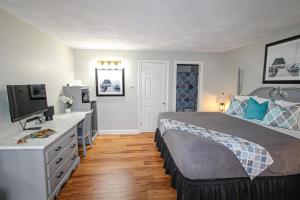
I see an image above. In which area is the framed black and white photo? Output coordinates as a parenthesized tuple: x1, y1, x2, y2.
(95, 68, 125, 96)
(263, 35, 300, 84)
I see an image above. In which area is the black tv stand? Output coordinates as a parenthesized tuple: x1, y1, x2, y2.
(19, 116, 42, 131)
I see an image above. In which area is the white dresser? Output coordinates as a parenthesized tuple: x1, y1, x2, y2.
(0, 112, 86, 200)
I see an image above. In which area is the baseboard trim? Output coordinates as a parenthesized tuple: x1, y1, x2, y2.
(98, 129, 141, 134)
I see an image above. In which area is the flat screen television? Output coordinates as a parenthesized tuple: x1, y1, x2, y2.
(7, 84, 48, 122)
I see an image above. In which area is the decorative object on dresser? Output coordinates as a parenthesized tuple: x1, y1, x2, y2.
(17, 128, 56, 144)
(60, 95, 74, 113)
(95, 68, 125, 96)
(263, 35, 300, 84)
(44, 106, 55, 121)
(63, 86, 91, 109)
(63, 86, 98, 142)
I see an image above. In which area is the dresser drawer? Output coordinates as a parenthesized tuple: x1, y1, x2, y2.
(47, 138, 78, 178)
(48, 149, 78, 195)
(45, 126, 77, 163)
(45, 138, 65, 164)
(64, 127, 77, 146)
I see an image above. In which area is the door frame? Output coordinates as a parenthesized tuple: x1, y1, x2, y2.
(173, 61, 204, 112)
(138, 60, 170, 132)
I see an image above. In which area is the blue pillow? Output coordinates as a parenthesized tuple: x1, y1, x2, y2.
(244, 97, 269, 120)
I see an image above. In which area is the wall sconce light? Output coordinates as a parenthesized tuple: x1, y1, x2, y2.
(216, 92, 228, 112)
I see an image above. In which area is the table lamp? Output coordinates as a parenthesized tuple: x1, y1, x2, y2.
(216, 92, 226, 112)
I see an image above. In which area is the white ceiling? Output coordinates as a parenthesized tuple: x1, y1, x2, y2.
(0, 0, 300, 52)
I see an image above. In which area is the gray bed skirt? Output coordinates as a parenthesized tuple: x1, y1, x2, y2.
(155, 128, 300, 200)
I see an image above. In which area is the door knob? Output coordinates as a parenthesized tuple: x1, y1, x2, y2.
(162, 102, 166, 104)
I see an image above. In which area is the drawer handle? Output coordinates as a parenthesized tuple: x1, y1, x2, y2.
(56, 171, 64, 179)
(71, 155, 77, 161)
(55, 146, 62, 151)
(55, 157, 63, 164)
(70, 134, 76, 138)
(70, 144, 76, 149)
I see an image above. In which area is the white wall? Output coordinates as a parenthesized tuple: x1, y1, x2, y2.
(224, 27, 300, 95)
(5, 5, 297, 133)
(0, 8, 74, 134)
(73, 50, 225, 131)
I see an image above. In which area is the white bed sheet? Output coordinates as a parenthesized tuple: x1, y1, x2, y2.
(225, 113, 300, 140)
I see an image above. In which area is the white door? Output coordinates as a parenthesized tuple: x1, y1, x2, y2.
(139, 61, 168, 132)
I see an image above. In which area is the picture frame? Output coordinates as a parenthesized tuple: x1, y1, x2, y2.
(95, 68, 125, 96)
(28, 85, 47, 99)
(81, 88, 90, 103)
(263, 35, 300, 84)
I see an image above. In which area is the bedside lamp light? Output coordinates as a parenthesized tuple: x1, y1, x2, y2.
(216, 92, 226, 112)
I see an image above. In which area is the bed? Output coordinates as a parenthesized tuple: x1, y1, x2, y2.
(155, 87, 300, 200)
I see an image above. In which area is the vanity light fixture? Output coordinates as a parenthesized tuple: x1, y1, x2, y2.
(97, 60, 121, 66)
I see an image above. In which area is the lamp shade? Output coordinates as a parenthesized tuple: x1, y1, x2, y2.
(216, 92, 226, 104)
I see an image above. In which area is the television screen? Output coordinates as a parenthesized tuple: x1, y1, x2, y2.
(7, 84, 48, 122)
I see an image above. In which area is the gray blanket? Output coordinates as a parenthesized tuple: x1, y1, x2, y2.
(157, 112, 300, 180)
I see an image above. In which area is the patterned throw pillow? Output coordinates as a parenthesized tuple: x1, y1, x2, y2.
(263, 103, 299, 130)
(226, 97, 247, 116)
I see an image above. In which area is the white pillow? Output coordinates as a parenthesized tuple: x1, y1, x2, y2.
(251, 96, 271, 104)
(235, 95, 256, 102)
(235, 95, 270, 104)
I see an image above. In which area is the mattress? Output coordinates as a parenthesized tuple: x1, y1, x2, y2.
(157, 112, 300, 180)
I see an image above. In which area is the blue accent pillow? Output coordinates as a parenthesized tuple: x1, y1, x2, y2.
(244, 97, 269, 120)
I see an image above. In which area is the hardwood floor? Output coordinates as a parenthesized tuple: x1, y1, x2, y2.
(57, 133, 176, 200)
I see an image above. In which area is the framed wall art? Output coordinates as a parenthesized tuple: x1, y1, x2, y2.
(263, 35, 300, 84)
(95, 68, 125, 96)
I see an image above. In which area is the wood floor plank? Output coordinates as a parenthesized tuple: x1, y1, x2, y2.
(57, 133, 176, 200)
